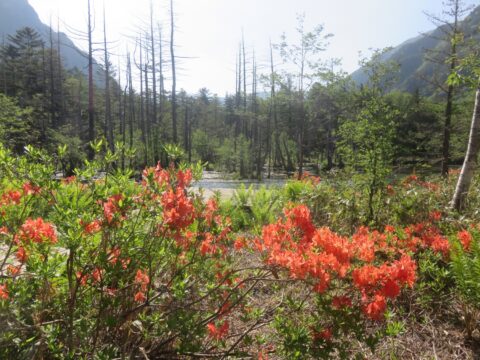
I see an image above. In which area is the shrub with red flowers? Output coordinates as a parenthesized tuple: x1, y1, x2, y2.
(252, 204, 419, 357)
(1, 143, 479, 359)
(0, 145, 261, 358)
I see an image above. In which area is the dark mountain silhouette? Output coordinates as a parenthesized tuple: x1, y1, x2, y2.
(0, 0, 104, 85)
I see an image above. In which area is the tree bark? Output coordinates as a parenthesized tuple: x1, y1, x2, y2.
(87, 0, 95, 160)
(451, 80, 480, 211)
(103, 8, 114, 153)
(138, 36, 148, 165)
(170, 0, 178, 143)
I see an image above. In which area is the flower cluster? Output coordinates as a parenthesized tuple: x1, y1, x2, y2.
(0, 284, 8, 300)
(352, 255, 416, 320)
(80, 219, 102, 235)
(296, 171, 321, 185)
(102, 194, 124, 225)
(255, 205, 418, 321)
(403, 222, 450, 257)
(161, 188, 195, 230)
(402, 174, 439, 191)
(0, 182, 42, 209)
(206, 320, 229, 340)
(18, 217, 57, 244)
(1, 190, 22, 206)
(457, 230, 473, 251)
(134, 269, 150, 303)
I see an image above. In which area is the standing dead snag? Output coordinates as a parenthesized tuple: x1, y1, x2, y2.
(103, 6, 114, 154)
(170, 0, 178, 143)
(452, 78, 480, 211)
(87, 0, 95, 160)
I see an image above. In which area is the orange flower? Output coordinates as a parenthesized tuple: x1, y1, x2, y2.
(92, 267, 103, 283)
(19, 218, 57, 244)
(0, 284, 8, 300)
(429, 211, 442, 222)
(386, 184, 395, 195)
(76, 271, 88, 286)
(16, 247, 27, 263)
(81, 219, 101, 235)
(206, 320, 229, 340)
(176, 168, 193, 189)
(458, 230, 473, 251)
(384, 225, 395, 233)
(103, 194, 124, 224)
(258, 350, 269, 360)
(108, 247, 122, 265)
(22, 182, 41, 196)
(332, 295, 352, 309)
(134, 291, 146, 302)
(1, 190, 22, 205)
(318, 328, 332, 341)
(234, 236, 246, 250)
(382, 279, 400, 299)
(7, 265, 20, 276)
(204, 198, 218, 226)
(363, 294, 386, 320)
(62, 176, 77, 184)
(135, 269, 150, 291)
(161, 188, 195, 229)
(200, 232, 217, 256)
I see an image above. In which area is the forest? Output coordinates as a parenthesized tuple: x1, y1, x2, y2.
(1, 0, 480, 358)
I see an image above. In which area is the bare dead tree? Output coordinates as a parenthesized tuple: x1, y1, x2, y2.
(452, 78, 480, 210)
(170, 0, 178, 143)
(103, 6, 114, 153)
(126, 53, 135, 153)
(87, 0, 95, 160)
(149, 1, 158, 129)
(48, 19, 56, 129)
(135, 36, 148, 165)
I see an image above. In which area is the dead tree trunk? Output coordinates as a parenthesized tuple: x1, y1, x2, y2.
(170, 0, 178, 143)
(48, 21, 56, 129)
(158, 25, 165, 139)
(441, 44, 457, 176)
(87, 0, 95, 160)
(137, 36, 148, 165)
(452, 80, 480, 211)
(103, 8, 114, 153)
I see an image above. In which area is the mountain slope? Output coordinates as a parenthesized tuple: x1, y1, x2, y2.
(351, 5, 480, 96)
(0, 0, 103, 84)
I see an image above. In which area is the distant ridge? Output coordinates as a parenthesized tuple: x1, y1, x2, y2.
(351, 5, 480, 96)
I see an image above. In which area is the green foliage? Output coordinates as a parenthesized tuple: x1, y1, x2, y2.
(450, 230, 480, 337)
(191, 130, 218, 164)
(220, 184, 281, 232)
(0, 143, 248, 358)
(0, 94, 40, 153)
(416, 250, 453, 310)
(338, 96, 398, 224)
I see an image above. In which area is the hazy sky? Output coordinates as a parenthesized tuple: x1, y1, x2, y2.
(28, 0, 479, 95)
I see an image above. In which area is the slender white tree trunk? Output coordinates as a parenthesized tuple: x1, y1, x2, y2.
(452, 79, 480, 211)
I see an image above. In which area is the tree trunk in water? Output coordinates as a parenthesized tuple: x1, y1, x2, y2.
(452, 81, 480, 211)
